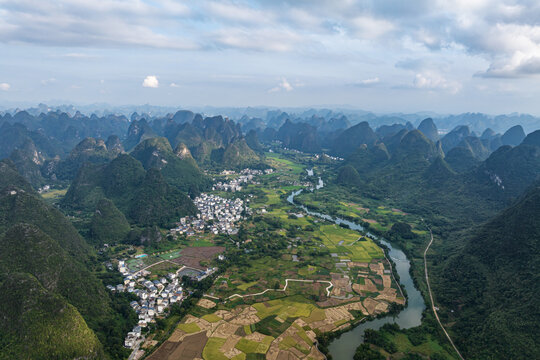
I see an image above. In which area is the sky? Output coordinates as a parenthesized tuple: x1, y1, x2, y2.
(1, 0, 540, 114)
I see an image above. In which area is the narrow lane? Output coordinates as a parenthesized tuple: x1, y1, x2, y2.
(423, 221, 465, 360)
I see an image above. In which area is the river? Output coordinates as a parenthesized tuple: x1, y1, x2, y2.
(288, 171, 426, 359)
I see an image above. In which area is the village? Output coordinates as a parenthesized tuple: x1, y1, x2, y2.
(213, 168, 273, 192)
(170, 193, 250, 236)
(105, 169, 267, 353)
(105, 260, 186, 349)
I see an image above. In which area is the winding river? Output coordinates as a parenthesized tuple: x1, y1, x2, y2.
(286, 171, 426, 360)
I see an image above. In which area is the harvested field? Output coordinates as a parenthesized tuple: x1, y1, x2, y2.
(329, 274, 351, 297)
(171, 246, 225, 270)
(220, 335, 242, 358)
(353, 278, 378, 294)
(348, 262, 369, 268)
(382, 274, 392, 289)
(316, 296, 361, 307)
(341, 301, 368, 315)
(213, 322, 239, 338)
(370, 261, 384, 273)
(267, 319, 325, 360)
(147, 332, 208, 360)
(197, 298, 217, 309)
(376, 288, 405, 305)
(362, 297, 388, 315)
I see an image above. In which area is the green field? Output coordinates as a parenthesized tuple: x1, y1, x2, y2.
(177, 322, 201, 333)
(252, 296, 317, 320)
(158, 249, 182, 260)
(40, 188, 68, 205)
(203, 338, 229, 360)
(235, 336, 273, 354)
(126, 255, 161, 272)
(316, 224, 383, 262)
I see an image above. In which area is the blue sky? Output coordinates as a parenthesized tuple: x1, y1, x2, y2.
(1, 0, 540, 113)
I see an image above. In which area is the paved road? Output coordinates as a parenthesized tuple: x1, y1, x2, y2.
(127, 337, 145, 360)
(134, 259, 178, 276)
(423, 222, 465, 360)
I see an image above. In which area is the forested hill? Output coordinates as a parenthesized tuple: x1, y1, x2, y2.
(0, 161, 136, 359)
(330, 123, 540, 359)
(435, 183, 540, 359)
(62, 154, 198, 227)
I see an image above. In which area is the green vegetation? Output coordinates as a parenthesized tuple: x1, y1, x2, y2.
(358, 323, 455, 359)
(130, 137, 211, 195)
(177, 322, 201, 333)
(434, 184, 540, 359)
(62, 154, 197, 227)
(0, 273, 104, 360)
(89, 199, 131, 245)
(0, 165, 136, 359)
(319, 126, 540, 359)
(203, 337, 229, 360)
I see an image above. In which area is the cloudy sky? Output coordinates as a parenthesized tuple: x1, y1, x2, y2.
(1, 0, 540, 113)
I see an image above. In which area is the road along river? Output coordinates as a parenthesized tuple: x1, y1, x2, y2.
(287, 179, 426, 360)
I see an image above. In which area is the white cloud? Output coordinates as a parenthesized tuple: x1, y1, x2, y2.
(414, 72, 461, 93)
(62, 52, 97, 59)
(0, 83, 10, 91)
(350, 16, 395, 40)
(269, 78, 294, 93)
(142, 75, 159, 88)
(360, 77, 380, 85)
(0, 0, 198, 50)
(206, 2, 272, 25)
(169, 82, 180, 88)
(213, 27, 303, 52)
(41, 78, 57, 85)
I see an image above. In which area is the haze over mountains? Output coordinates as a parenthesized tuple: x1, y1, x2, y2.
(0, 105, 534, 190)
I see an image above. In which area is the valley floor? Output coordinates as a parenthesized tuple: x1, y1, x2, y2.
(142, 151, 410, 360)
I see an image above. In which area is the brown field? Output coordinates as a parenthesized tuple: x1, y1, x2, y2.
(362, 218, 378, 224)
(353, 278, 378, 294)
(316, 296, 361, 307)
(147, 331, 207, 360)
(267, 319, 325, 360)
(196, 298, 217, 309)
(171, 246, 225, 270)
(348, 261, 369, 268)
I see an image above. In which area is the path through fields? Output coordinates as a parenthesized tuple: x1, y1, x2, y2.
(205, 278, 334, 301)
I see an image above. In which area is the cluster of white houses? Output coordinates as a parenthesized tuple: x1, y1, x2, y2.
(170, 193, 251, 236)
(213, 168, 274, 192)
(315, 153, 344, 161)
(107, 261, 185, 349)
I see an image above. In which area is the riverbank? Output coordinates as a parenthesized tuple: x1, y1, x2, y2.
(287, 185, 426, 360)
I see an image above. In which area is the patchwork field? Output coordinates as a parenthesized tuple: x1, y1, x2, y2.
(150, 295, 372, 360)
(148, 151, 406, 360)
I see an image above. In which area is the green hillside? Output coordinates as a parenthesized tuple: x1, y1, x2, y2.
(89, 198, 131, 246)
(63, 153, 197, 226)
(0, 272, 104, 360)
(130, 137, 210, 195)
(436, 184, 540, 359)
(0, 164, 136, 359)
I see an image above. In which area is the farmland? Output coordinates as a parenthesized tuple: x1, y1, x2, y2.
(295, 184, 428, 237)
(148, 150, 407, 360)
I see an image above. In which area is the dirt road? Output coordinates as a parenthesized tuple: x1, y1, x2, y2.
(423, 221, 465, 360)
